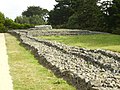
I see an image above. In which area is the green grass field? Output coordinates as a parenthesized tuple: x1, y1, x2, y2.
(5, 33, 75, 90)
(39, 34, 120, 52)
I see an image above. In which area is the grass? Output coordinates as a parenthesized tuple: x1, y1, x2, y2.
(39, 34, 120, 52)
(5, 33, 75, 90)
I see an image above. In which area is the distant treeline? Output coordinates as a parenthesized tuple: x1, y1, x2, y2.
(0, 0, 120, 34)
(0, 12, 35, 33)
(48, 0, 120, 34)
(0, 6, 48, 32)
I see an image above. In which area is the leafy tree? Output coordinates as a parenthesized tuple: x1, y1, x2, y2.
(48, 0, 103, 30)
(100, 0, 120, 33)
(109, 0, 120, 34)
(4, 18, 14, 29)
(29, 15, 46, 25)
(22, 6, 48, 23)
(15, 6, 49, 25)
(108, 0, 120, 28)
(0, 12, 5, 32)
(67, 0, 103, 30)
(22, 6, 42, 17)
(0, 11, 35, 32)
(0, 23, 6, 32)
(48, 0, 73, 28)
(0, 12, 5, 24)
(15, 16, 30, 24)
(100, 0, 113, 32)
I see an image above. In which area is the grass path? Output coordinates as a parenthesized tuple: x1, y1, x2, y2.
(39, 34, 120, 52)
(5, 33, 75, 90)
(0, 33, 13, 90)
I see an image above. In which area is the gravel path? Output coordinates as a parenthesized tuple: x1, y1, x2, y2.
(0, 33, 13, 90)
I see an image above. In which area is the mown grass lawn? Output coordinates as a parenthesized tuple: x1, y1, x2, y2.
(5, 33, 75, 90)
(39, 34, 120, 52)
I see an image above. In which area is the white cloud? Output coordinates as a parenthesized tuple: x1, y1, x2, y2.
(0, 0, 57, 20)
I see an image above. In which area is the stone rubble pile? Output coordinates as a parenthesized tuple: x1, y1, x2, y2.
(27, 29, 106, 37)
(30, 25, 52, 30)
(9, 29, 120, 90)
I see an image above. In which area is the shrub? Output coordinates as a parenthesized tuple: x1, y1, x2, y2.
(0, 12, 5, 24)
(4, 18, 14, 29)
(0, 23, 6, 33)
(112, 28, 120, 35)
(9, 23, 35, 29)
(23, 24, 35, 29)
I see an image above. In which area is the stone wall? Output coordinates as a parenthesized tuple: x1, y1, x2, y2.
(27, 29, 107, 37)
(9, 29, 120, 90)
(30, 25, 52, 30)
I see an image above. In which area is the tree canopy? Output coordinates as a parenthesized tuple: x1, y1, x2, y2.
(15, 6, 49, 25)
(48, 0, 73, 28)
(22, 6, 48, 17)
(0, 0, 120, 34)
(0, 11, 34, 32)
(0, 12, 5, 24)
(48, 0, 102, 30)
(67, 0, 102, 30)
(48, 0, 120, 34)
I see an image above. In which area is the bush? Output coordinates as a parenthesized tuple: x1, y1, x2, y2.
(4, 18, 14, 29)
(112, 28, 120, 35)
(9, 23, 35, 29)
(67, 14, 80, 29)
(0, 12, 5, 24)
(23, 24, 35, 29)
(0, 23, 6, 33)
(0, 11, 35, 32)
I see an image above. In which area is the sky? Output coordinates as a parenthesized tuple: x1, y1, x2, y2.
(0, 0, 57, 20)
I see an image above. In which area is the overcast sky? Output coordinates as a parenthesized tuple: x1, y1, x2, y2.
(0, 0, 57, 20)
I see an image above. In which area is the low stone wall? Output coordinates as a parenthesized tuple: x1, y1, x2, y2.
(27, 29, 106, 37)
(9, 30, 120, 90)
(30, 25, 52, 30)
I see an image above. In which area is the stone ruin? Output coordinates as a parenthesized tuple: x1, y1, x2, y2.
(30, 25, 52, 30)
(9, 29, 120, 90)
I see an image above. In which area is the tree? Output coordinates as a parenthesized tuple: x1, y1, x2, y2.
(4, 17, 14, 29)
(29, 15, 46, 25)
(67, 0, 103, 30)
(0, 12, 5, 24)
(48, 0, 103, 30)
(0, 12, 5, 32)
(15, 6, 49, 25)
(108, 0, 120, 27)
(22, 6, 42, 17)
(109, 0, 120, 34)
(100, 0, 120, 33)
(48, 0, 73, 28)
(22, 6, 49, 23)
(100, 0, 113, 32)
(15, 16, 30, 24)
(0, 23, 5, 32)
